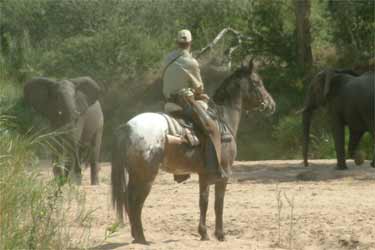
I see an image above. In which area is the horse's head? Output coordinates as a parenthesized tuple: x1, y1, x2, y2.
(216, 58, 275, 115)
(213, 58, 275, 115)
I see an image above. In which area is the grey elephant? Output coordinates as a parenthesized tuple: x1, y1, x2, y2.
(24, 76, 104, 184)
(302, 69, 374, 169)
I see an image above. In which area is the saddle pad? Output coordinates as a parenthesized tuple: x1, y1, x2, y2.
(161, 113, 233, 145)
(162, 113, 185, 136)
(161, 113, 200, 146)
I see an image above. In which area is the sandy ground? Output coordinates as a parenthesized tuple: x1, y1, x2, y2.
(40, 160, 375, 250)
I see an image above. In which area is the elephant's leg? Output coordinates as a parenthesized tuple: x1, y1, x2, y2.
(60, 139, 74, 181)
(127, 175, 154, 244)
(332, 120, 347, 170)
(90, 129, 102, 185)
(52, 155, 67, 185)
(198, 176, 210, 241)
(214, 180, 227, 241)
(371, 132, 375, 167)
(65, 145, 82, 184)
(69, 121, 84, 185)
(71, 148, 82, 185)
(53, 164, 63, 177)
(60, 135, 81, 184)
(348, 130, 364, 165)
(52, 137, 68, 183)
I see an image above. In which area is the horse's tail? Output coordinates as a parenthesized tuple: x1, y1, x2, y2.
(111, 126, 129, 223)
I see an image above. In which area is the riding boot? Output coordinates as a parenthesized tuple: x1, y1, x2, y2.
(204, 139, 225, 183)
(183, 96, 225, 182)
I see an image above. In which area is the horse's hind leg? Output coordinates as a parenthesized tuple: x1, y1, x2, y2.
(127, 174, 154, 244)
(198, 176, 210, 240)
(214, 180, 227, 241)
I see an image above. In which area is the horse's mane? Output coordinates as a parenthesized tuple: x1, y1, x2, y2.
(212, 67, 245, 104)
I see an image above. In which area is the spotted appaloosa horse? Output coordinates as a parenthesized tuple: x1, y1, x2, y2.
(111, 59, 276, 244)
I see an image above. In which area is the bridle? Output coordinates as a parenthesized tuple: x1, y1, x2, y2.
(242, 72, 268, 113)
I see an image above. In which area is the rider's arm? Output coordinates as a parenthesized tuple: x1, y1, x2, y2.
(188, 59, 204, 93)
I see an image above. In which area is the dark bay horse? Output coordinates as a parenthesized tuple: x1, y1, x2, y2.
(111, 60, 276, 244)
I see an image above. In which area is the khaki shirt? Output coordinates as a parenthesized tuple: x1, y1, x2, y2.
(162, 49, 204, 98)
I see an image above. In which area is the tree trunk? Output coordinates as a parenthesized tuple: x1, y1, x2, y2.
(295, 0, 313, 72)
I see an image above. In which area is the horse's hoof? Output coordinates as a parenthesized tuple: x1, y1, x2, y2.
(132, 239, 149, 245)
(371, 161, 374, 168)
(198, 226, 209, 240)
(335, 165, 348, 171)
(200, 235, 210, 241)
(91, 179, 99, 185)
(215, 231, 225, 241)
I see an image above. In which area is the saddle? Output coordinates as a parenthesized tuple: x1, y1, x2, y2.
(161, 105, 233, 147)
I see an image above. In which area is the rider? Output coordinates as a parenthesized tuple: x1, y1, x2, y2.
(162, 29, 225, 183)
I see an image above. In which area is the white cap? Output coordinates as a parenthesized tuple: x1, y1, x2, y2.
(177, 29, 192, 43)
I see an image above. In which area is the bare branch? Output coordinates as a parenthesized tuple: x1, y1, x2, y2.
(195, 27, 253, 59)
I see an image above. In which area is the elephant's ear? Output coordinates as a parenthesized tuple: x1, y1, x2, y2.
(24, 77, 57, 117)
(70, 76, 101, 106)
(323, 69, 337, 99)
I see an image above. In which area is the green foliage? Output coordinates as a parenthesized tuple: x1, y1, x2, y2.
(1, 8, 373, 249)
(326, 0, 375, 65)
(358, 133, 374, 160)
(0, 75, 93, 249)
(0, 116, 62, 249)
(273, 114, 303, 159)
(245, 0, 296, 63)
(0, 0, 373, 162)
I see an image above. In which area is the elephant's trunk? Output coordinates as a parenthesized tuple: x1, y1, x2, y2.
(302, 109, 313, 167)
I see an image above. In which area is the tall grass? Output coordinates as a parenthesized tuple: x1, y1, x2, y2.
(0, 116, 64, 249)
(0, 114, 97, 250)
(0, 77, 92, 249)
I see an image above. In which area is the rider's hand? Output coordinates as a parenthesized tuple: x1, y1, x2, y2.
(196, 93, 209, 102)
(194, 86, 204, 95)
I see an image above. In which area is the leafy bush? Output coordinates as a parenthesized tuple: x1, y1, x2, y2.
(0, 116, 64, 249)
(0, 77, 92, 249)
(273, 114, 303, 159)
(0, 0, 373, 162)
(358, 133, 373, 161)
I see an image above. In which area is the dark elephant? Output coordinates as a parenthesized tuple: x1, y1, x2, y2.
(302, 69, 374, 170)
(24, 76, 104, 184)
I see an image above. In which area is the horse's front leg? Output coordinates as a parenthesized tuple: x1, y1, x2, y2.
(198, 175, 210, 240)
(214, 180, 227, 241)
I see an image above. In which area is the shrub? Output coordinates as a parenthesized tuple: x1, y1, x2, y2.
(0, 77, 92, 249)
(0, 116, 63, 249)
(273, 114, 303, 159)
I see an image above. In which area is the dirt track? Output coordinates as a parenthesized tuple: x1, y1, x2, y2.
(46, 160, 375, 250)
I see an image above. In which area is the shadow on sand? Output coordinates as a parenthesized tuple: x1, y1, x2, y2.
(88, 242, 130, 250)
(231, 159, 375, 183)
